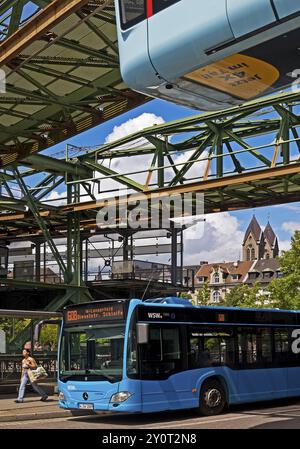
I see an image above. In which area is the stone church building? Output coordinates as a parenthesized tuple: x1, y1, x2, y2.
(194, 216, 282, 304)
(242, 215, 279, 262)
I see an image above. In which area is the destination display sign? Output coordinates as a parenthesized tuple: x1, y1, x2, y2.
(64, 302, 125, 325)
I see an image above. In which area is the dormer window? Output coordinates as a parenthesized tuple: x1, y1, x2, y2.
(262, 269, 274, 279)
(232, 274, 240, 280)
(197, 276, 206, 283)
(214, 273, 220, 283)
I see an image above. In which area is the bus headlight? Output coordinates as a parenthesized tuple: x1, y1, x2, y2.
(110, 392, 133, 403)
(58, 392, 65, 401)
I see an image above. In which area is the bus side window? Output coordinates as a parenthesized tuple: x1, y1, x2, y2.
(237, 330, 257, 367)
(256, 328, 272, 366)
(188, 328, 235, 369)
(273, 329, 290, 365)
(126, 325, 138, 377)
(119, 0, 146, 29)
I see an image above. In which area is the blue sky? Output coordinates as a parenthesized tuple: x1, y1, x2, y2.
(38, 96, 300, 263)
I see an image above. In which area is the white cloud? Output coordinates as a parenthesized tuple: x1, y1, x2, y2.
(282, 221, 300, 234)
(183, 212, 245, 265)
(105, 112, 165, 144)
(44, 190, 67, 206)
(182, 213, 293, 265)
(279, 240, 292, 253)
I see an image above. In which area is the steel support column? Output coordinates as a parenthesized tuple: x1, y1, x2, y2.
(171, 227, 178, 286)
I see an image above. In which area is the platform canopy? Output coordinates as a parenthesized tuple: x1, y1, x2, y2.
(0, 0, 148, 167)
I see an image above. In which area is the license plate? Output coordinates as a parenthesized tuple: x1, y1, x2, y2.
(78, 403, 94, 410)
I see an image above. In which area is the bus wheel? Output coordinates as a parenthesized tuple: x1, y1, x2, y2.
(197, 380, 226, 416)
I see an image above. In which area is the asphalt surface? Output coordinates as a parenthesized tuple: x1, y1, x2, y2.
(1, 398, 300, 429)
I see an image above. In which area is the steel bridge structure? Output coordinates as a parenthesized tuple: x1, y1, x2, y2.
(0, 1, 299, 313)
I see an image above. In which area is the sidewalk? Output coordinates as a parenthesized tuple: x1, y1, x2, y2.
(0, 395, 71, 423)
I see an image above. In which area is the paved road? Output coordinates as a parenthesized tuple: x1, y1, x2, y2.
(1, 399, 300, 429)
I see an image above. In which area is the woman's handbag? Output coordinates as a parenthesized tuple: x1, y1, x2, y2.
(28, 366, 48, 382)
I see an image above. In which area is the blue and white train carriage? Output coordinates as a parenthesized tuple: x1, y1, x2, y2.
(116, 1, 300, 110)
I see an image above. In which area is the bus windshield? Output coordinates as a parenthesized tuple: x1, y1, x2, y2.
(59, 324, 125, 383)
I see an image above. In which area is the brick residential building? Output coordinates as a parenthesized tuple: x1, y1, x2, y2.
(194, 216, 282, 304)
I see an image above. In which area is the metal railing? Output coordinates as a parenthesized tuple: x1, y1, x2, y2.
(0, 353, 57, 384)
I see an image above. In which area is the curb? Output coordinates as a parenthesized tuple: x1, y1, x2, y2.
(0, 410, 71, 423)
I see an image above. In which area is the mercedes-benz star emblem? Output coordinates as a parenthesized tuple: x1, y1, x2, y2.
(83, 392, 89, 401)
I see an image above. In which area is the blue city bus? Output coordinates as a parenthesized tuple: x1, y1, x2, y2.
(57, 297, 300, 416)
(116, 1, 300, 110)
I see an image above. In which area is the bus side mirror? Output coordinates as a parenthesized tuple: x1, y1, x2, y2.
(34, 319, 62, 342)
(137, 323, 149, 345)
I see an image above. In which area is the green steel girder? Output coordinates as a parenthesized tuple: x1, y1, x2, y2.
(35, 177, 64, 201)
(1, 90, 300, 242)
(0, 277, 70, 290)
(24, 154, 92, 177)
(83, 160, 144, 192)
(13, 167, 68, 278)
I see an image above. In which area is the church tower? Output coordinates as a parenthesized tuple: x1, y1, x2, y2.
(263, 222, 279, 259)
(242, 216, 279, 261)
(242, 215, 264, 261)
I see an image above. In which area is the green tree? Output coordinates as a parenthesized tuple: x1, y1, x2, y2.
(221, 282, 263, 308)
(196, 282, 211, 305)
(268, 231, 300, 309)
(0, 318, 31, 342)
(39, 323, 59, 351)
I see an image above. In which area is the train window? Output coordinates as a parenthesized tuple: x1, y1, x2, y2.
(152, 0, 181, 14)
(119, 0, 146, 29)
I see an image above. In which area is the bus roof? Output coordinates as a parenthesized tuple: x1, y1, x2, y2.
(64, 297, 300, 315)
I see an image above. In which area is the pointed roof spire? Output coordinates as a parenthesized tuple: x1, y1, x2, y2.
(243, 215, 262, 244)
(264, 221, 277, 247)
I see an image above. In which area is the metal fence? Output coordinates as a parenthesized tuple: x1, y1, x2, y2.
(0, 353, 57, 383)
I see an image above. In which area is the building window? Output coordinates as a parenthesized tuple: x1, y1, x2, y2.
(212, 291, 221, 303)
(247, 245, 256, 261)
(265, 253, 270, 259)
(276, 272, 283, 278)
(213, 273, 220, 283)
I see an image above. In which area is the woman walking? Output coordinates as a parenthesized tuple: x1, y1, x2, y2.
(15, 348, 48, 403)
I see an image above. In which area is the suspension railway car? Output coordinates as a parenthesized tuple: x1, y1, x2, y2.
(116, 1, 300, 110)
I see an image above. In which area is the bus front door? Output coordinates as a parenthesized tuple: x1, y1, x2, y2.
(140, 326, 195, 412)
